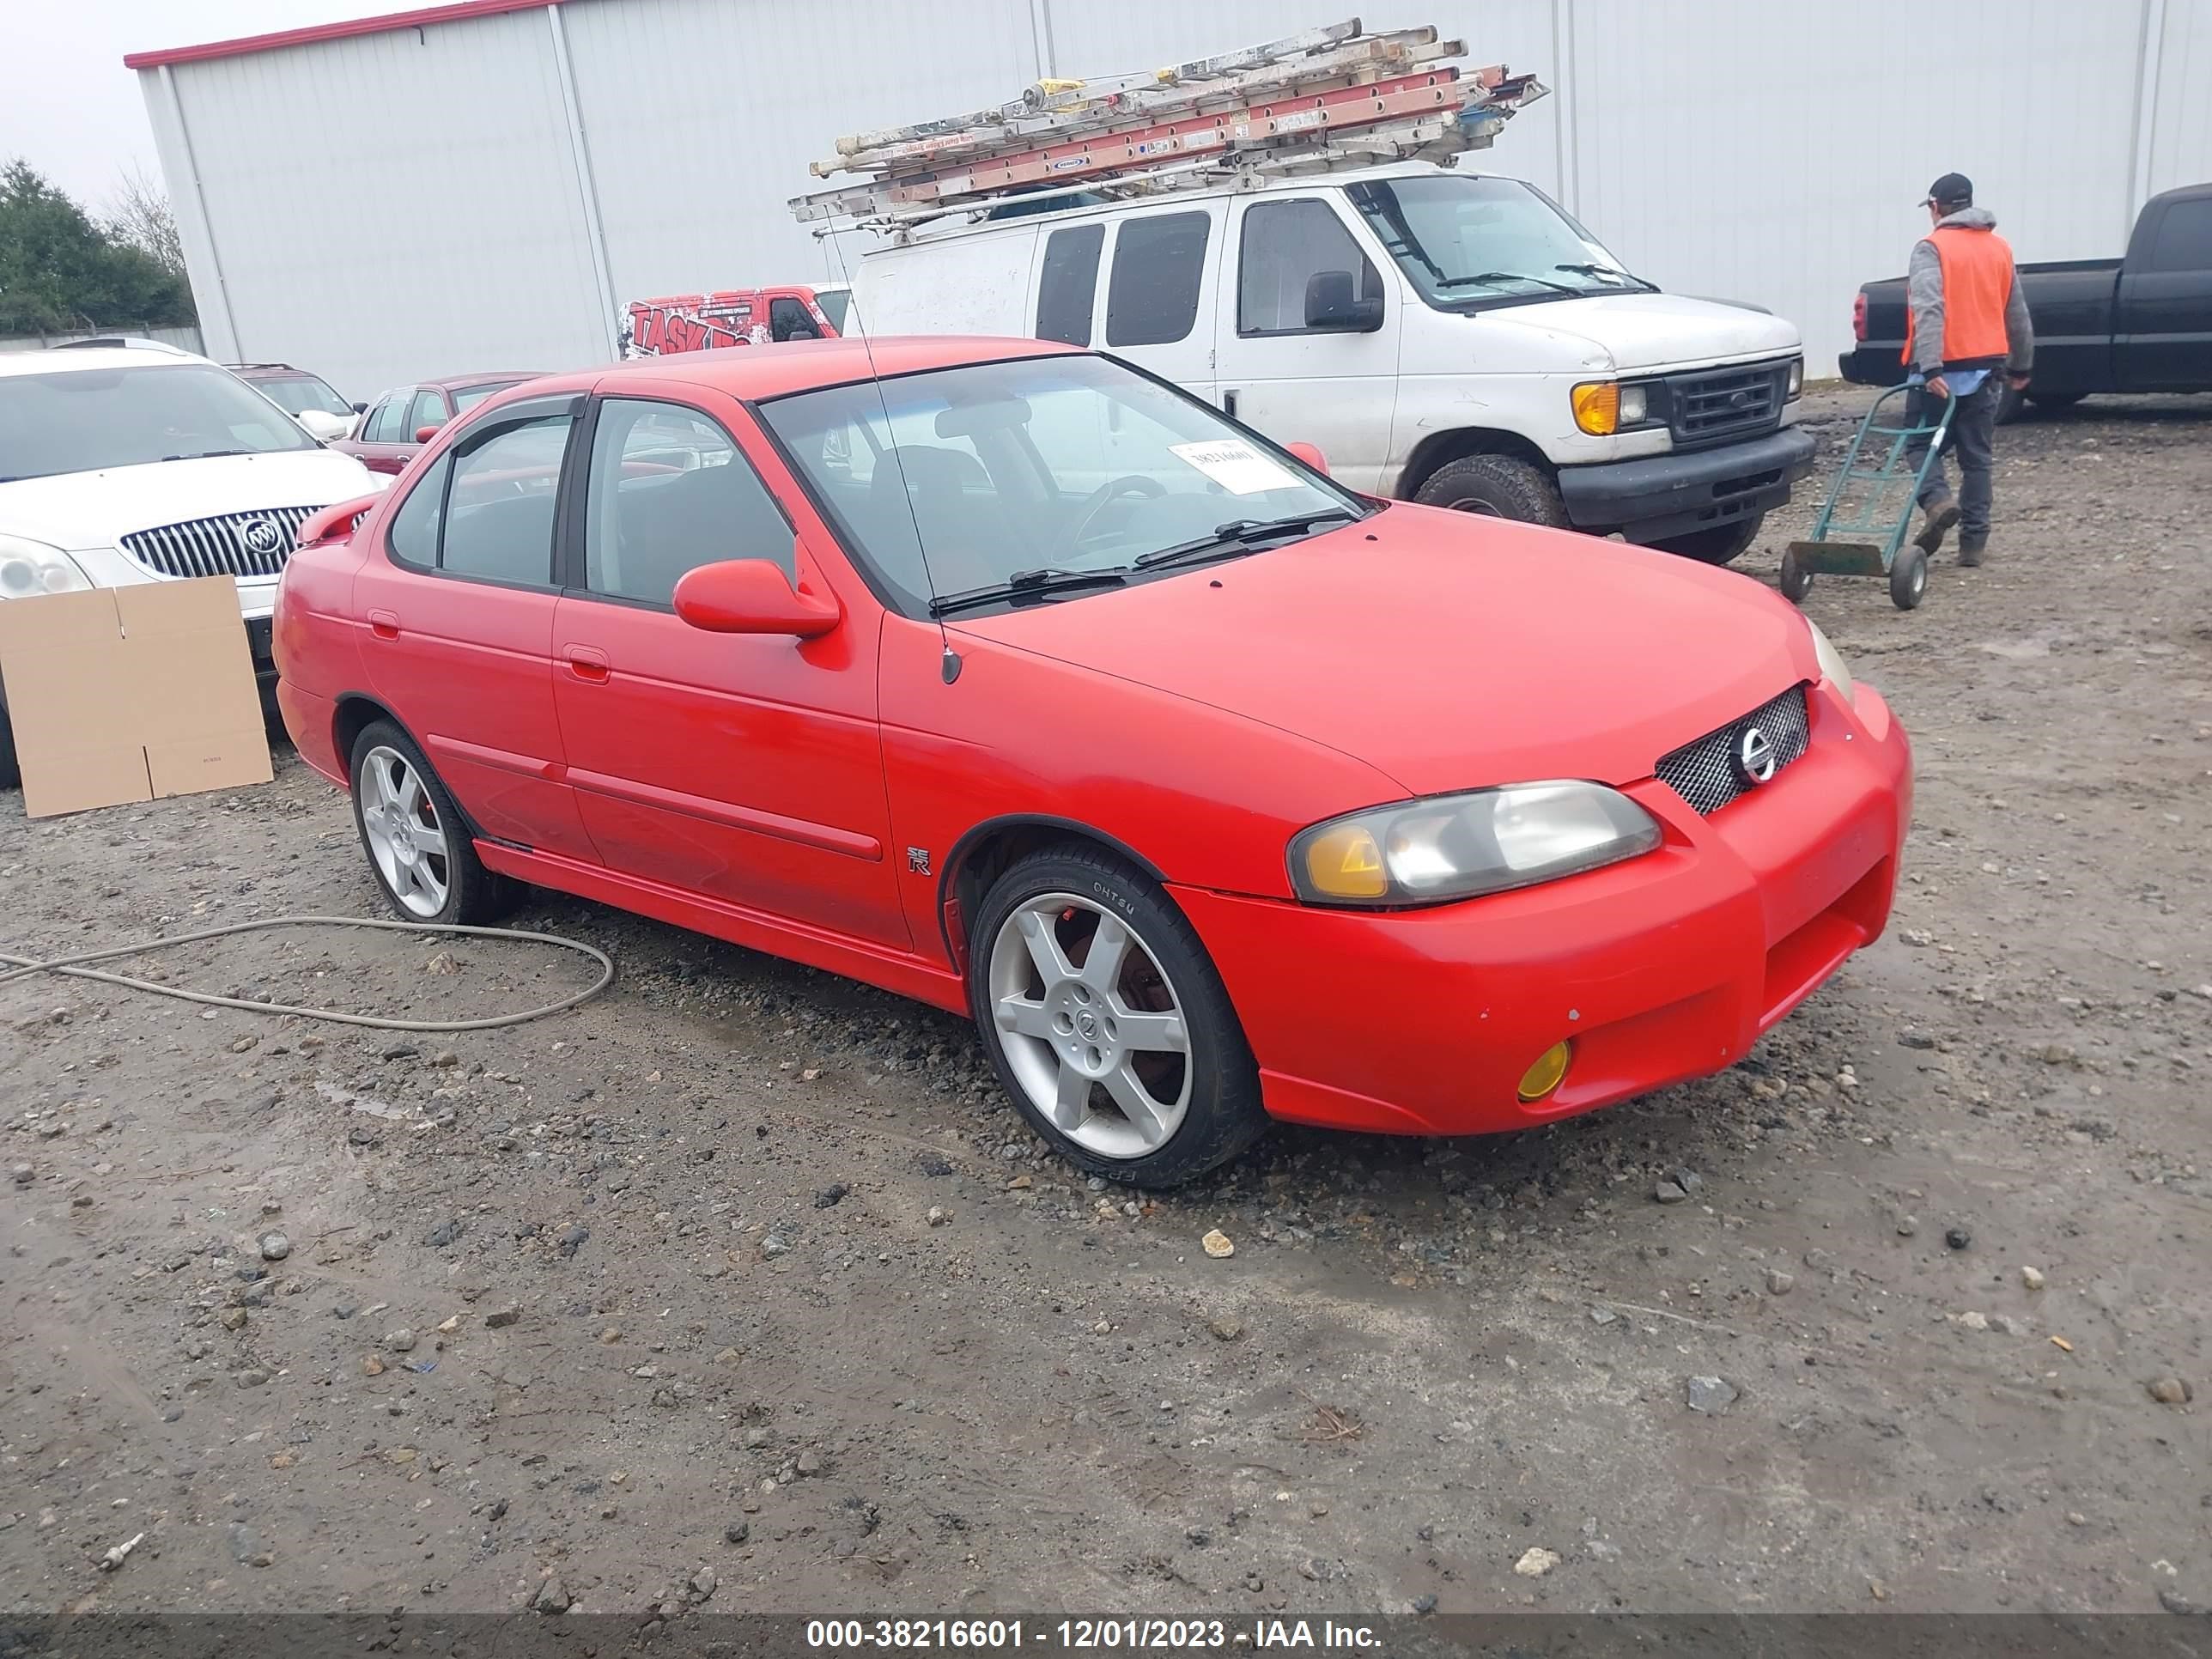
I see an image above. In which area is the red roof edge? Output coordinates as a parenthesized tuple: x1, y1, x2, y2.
(125, 0, 561, 70)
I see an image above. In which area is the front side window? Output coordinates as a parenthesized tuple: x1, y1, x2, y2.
(582, 399, 793, 605)
(769, 297, 819, 342)
(1238, 199, 1385, 335)
(365, 394, 410, 444)
(759, 352, 1360, 616)
(0, 363, 317, 481)
(1347, 175, 1649, 311)
(438, 413, 574, 585)
(1105, 211, 1211, 347)
(406, 387, 448, 439)
(2146, 198, 2212, 273)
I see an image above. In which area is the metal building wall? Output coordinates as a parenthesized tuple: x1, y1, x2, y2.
(141, 0, 2212, 395)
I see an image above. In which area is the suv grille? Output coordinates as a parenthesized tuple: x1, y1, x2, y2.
(1655, 684, 1811, 816)
(1665, 360, 1790, 447)
(120, 505, 318, 580)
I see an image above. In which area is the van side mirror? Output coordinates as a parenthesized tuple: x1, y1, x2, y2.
(673, 556, 841, 638)
(1304, 270, 1384, 332)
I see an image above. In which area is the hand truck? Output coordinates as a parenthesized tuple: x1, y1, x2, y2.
(1779, 382, 1956, 611)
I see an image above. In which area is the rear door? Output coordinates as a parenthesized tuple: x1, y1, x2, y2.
(2118, 191, 2212, 391)
(1212, 192, 1399, 491)
(1097, 203, 1224, 404)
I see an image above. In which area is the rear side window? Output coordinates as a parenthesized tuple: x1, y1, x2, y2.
(386, 454, 449, 568)
(439, 413, 575, 585)
(2145, 198, 2212, 272)
(1105, 212, 1210, 348)
(1036, 223, 1104, 346)
(1238, 199, 1384, 335)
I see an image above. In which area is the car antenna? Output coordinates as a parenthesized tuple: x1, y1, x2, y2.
(821, 226, 962, 685)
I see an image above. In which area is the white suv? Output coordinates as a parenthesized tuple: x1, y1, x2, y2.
(0, 341, 384, 787)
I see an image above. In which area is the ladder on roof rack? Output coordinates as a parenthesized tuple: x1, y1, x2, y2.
(788, 20, 1546, 233)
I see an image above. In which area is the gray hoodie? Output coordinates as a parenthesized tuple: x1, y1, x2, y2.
(1906, 206, 2034, 376)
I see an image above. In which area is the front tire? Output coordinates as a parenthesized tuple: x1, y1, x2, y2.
(969, 844, 1267, 1188)
(349, 720, 512, 926)
(1413, 454, 1571, 528)
(1650, 514, 1764, 566)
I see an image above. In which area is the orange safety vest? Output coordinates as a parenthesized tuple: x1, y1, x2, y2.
(1903, 224, 2016, 367)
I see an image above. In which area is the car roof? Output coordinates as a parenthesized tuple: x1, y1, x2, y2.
(537, 335, 1077, 404)
(0, 344, 215, 379)
(423, 372, 549, 390)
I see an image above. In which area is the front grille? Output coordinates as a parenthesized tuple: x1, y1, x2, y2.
(120, 505, 318, 580)
(1665, 360, 1790, 447)
(1655, 684, 1811, 816)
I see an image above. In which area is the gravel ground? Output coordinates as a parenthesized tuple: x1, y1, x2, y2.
(2, 387, 2208, 1625)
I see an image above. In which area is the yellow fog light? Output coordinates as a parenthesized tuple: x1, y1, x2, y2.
(1516, 1040, 1573, 1103)
(1301, 823, 1389, 900)
(1571, 381, 1620, 436)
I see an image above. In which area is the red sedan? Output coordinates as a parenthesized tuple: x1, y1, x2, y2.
(275, 337, 1910, 1187)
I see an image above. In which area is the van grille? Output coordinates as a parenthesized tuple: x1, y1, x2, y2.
(119, 505, 318, 580)
(1655, 684, 1811, 816)
(1665, 360, 1790, 447)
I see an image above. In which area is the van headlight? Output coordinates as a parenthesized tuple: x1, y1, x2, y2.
(0, 536, 92, 599)
(1291, 781, 1662, 907)
(1786, 356, 1805, 398)
(1807, 618, 1854, 704)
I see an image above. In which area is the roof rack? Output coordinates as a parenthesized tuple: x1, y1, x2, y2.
(789, 19, 1545, 236)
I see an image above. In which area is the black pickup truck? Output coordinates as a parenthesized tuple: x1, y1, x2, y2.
(1839, 182, 2212, 420)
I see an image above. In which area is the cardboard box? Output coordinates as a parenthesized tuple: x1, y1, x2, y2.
(0, 577, 272, 818)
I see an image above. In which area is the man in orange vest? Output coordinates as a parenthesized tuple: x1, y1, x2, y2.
(1903, 172, 2034, 566)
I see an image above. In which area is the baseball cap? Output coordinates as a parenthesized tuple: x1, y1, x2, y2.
(1923, 172, 1973, 207)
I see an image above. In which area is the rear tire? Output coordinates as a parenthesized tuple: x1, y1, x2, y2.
(2027, 389, 2085, 410)
(1412, 454, 1571, 529)
(969, 843, 1267, 1188)
(1650, 514, 1764, 566)
(1778, 548, 1814, 605)
(348, 719, 514, 926)
(1889, 545, 1929, 611)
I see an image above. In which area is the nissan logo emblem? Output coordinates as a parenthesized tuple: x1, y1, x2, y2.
(240, 518, 285, 556)
(1734, 725, 1778, 786)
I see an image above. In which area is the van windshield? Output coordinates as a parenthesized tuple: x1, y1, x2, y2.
(760, 353, 1363, 617)
(0, 363, 318, 481)
(1346, 175, 1654, 309)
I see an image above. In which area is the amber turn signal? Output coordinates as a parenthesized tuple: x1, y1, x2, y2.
(1516, 1040, 1573, 1103)
(1301, 823, 1389, 900)
(1571, 381, 1620, 436)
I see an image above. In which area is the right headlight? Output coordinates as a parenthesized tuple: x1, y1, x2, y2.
(0, 535, 92, 600)
(1291, 781, 1662, 908)
(1806, 618, 1855, 705)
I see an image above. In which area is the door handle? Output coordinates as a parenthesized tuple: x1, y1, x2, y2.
(368, 609, 399, 641)
(562, 644, 610, 684)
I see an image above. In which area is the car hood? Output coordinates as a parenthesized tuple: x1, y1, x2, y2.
(953, 507, 1815, 797)
(0, 449, 382, 551)
(1473, 292, 1801, 373)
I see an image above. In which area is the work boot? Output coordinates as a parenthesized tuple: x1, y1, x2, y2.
(1958, 533, 1986, 568)
(1914, 498, 1961, 555)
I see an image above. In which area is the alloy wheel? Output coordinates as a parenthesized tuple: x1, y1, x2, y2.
(359, 744, 451, 918)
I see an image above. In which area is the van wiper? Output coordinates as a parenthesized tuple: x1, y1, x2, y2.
(1438, 270, 1583, 295)
(1556, 261, 1657, 290)
(1131, 509, 1358, 573)
(928, 565, 1127, 617)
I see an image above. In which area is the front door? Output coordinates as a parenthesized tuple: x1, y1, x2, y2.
(1212, 193, 1401, 493)
(355, 393, 596, 861)
(550, 390, 908, 949)
(2118, 192, 2212, 392)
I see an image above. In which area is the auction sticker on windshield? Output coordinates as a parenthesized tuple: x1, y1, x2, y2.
(1168, 440, 1298, 495)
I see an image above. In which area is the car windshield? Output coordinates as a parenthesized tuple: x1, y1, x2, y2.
(1346, 175, 1650, 309)
(814, 289, 852, 334)
(0, 363, 318, 480)
(248, 373, 350, 416)
(760, 353, 1363, 616)
(453, 380, 526, 414)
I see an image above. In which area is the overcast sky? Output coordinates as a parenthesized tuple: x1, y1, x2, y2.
(3, 2, 391, 208)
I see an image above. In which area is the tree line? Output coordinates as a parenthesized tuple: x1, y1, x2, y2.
(0, 158, 197, 335)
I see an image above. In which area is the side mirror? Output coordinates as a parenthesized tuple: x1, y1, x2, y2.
(1285, 441, 1329, 476)
(352, 401, 368, 415)
(674, 556, 841, 638)
(414, 423, 443, 444)
(1304, 270, 1384, 333)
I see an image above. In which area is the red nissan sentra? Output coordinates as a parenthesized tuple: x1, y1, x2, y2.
(275, 338, 1909, 1187)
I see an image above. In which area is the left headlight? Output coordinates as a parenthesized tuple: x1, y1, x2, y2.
(1806, 617, 1855, 705)
(0, 535, 92, 600)
(1291, 781, 1663, 908)
(1786, 356, 1805, 398)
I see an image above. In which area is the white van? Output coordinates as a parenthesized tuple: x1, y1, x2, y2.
(851, 161, 1814, 562)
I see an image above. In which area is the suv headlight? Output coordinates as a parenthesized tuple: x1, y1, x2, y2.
(1807, 618, 1855, 704)
(1291, 781, 1662, 908)
(0, 535, 92, 599)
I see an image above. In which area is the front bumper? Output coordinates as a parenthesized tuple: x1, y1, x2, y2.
(1173, 681, 1911, 1137)
(1558, 424, 1817, 542)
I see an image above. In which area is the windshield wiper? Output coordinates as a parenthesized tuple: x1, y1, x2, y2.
(927, 565, 1127, 617)
(1437, 270, 1583, 295)
(1131, 509, 1358, 573)
(160, 448, 252, 462)
(1555, 261, 1658, 290)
